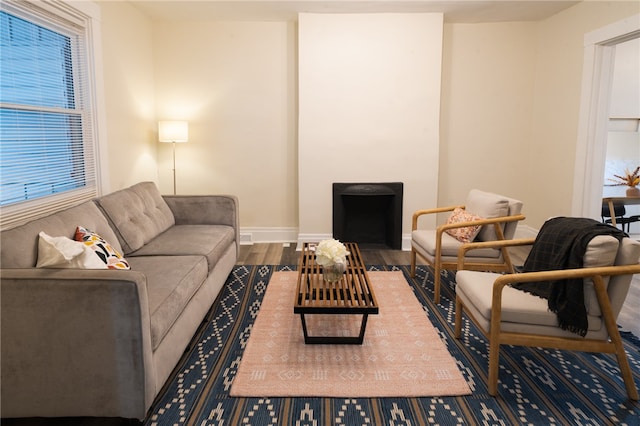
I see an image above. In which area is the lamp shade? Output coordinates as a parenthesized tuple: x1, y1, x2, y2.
(158, 121, 189, 143)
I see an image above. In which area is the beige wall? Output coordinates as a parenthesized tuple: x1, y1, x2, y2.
(152, 21, 298, 231)
(99, 1, 158, 190)
(526, 1, 640, 229)
(439, 21, 537, 212)
(95, 1, 639, 239)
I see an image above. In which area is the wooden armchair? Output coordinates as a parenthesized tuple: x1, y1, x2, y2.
(410, 189, 525, 304)
(454, 234, 640, 400)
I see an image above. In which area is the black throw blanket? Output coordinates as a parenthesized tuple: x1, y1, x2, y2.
(512, 217, 626, 337)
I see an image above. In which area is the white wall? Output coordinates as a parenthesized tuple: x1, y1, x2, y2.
(610, 37, 640, 120)
(298, 13, 443, 244)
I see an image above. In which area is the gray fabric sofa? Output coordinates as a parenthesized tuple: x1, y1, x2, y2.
(0, 182, 239, 420)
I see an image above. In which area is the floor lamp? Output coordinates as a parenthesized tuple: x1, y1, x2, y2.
(158, 121, 189, 195)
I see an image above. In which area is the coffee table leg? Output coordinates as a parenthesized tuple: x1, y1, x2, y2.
(358, 314, 369, 342)
(299, 314, 369, 345)
(300, 314, 310, 341)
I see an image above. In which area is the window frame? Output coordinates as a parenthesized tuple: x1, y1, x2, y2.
(0, 0, 108, 230)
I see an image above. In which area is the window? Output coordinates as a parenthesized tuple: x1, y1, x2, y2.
(0, 1, 103, 230)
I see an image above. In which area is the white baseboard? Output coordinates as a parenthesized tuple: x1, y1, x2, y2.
(241, 225, 539, 249)
(240, 227, 299, 245)
(402, 234, 412, 251)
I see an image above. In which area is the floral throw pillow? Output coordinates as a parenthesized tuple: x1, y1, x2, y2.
(74, 226, 131, 270)
(444, 207, 484, 243)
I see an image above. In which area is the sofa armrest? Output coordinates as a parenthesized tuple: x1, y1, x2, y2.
(0, 269, 155, 419)
(164, 194, 240, 253)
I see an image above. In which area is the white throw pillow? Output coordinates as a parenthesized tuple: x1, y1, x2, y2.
(36, 231, 108, 269)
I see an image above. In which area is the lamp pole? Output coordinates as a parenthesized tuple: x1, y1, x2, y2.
(172, 141, 177, 195)
(158, 120, 188, 195)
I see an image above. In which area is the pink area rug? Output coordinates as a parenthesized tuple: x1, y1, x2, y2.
(230, 271, 471, 397)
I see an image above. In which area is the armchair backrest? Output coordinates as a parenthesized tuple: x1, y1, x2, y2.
(608, 237, 640, 319)
(465, 189, 523, 242)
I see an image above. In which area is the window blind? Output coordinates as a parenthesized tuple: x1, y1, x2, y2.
(0, 3, 99, 230)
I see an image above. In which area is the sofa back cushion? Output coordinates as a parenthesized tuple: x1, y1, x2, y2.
(0, 202, 121, 269)
(96, 182, 175, 254)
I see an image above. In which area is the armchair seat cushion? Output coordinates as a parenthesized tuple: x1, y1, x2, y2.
(456, 270, 603, 334)
(412, 229, 501, 259)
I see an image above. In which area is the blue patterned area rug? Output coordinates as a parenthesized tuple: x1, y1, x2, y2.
(143, 265, 640, 425)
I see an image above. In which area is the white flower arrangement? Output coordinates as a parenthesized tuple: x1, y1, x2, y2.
(315, 239, 349, 266)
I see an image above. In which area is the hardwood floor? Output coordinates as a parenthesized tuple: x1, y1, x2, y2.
(236, 242, 411, 266)
(238, 243, 640, 338)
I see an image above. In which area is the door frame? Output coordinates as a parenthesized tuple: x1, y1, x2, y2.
(572, 14, 640, 219)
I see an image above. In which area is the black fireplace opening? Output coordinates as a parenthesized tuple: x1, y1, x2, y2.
(333, 182, 403, 250)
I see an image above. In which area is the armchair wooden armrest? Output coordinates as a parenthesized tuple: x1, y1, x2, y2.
(457, 236, 533, 270)
(441, 213, 526, 235)
(453, 216, 527, 270)
(412, 205, 464, 230)
(493, 263, 640, 288)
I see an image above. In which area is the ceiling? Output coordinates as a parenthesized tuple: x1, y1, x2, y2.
(129, 1, 581, 23)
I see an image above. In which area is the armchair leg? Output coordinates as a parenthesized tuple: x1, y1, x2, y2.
(410, 249, 416, 277)
(454, 296, 462, 339)
(594, 280, 639, 400)
(613, 334, 639, 400)
(488, 339, 500, 397)
(433, 263, 441, 304)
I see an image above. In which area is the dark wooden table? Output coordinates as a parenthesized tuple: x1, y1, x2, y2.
(294, 242, 379, 344)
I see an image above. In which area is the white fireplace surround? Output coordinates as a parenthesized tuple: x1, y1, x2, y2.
(296, 13, 443, 249)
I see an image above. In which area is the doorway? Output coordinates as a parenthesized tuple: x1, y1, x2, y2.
(572, 15, 640, 222)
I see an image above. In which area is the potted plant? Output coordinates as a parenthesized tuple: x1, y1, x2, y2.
(609, 166, 640, 196)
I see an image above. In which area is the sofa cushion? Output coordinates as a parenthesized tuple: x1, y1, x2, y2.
(0, 202, 122, 269)
(128, 225, 235, 272)
(96, 182, 175, 254)
(127, 255, 208, 350)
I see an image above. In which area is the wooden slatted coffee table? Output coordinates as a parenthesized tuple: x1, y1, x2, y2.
(294, 242, 379, 344)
